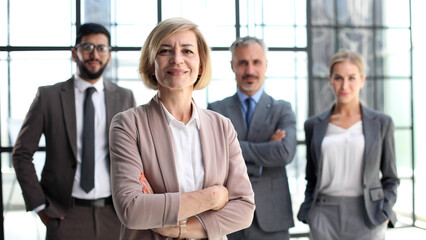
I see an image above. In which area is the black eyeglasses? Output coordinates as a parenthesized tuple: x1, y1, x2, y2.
(76, 43, 111, 56)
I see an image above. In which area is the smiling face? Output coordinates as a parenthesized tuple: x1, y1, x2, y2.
(329, 61, 366, 105)
(231, 42, 267, 96)
(153, 30, 201, 94)
(72, 33, 111, 83)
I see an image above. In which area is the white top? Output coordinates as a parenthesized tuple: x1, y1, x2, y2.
(161, 102, 207, 236)
(318, 121, 365, 197)
(161, 102, 205, 193)
(72, 74, 111, 199)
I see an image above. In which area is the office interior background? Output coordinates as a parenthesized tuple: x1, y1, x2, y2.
(0, 0, 425, 239)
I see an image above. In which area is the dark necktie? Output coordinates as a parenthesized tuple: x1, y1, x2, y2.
(81, 87, 96, 193)
(245, 98, 254, 129)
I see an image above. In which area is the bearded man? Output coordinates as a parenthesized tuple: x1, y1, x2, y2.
(12, 23, 135, 240)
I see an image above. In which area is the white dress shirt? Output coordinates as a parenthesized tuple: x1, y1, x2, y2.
(72, 74, 111, 199)
(161, 101, 207, 236)
(319, 121, 365, 197)
(161, 101, 205, 193)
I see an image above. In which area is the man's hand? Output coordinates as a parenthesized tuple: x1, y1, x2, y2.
(38, 210, 50, 225)
(37, 210, 64, 226)
(269, 129, 286, 142)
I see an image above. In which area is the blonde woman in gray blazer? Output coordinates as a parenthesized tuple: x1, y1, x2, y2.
(109, 18, 255, 240)
(297, 50, 399, 240)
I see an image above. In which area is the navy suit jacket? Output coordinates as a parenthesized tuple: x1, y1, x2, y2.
(208, 92, 297, 232)
(297, 104, 399, 227)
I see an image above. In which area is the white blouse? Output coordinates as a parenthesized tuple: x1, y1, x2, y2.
(318, 121, 365, 197)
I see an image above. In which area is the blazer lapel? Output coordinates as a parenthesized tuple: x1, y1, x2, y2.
(247, 92, 270, 138)
(228, 94, 247, 139)
(361, 105, 380, 167)
(198, 105, 216, 187)
(311, 108, 332, 168)
(104, 80, 118, 130)
(60, 78, 77, 160)
(146, 95, 179, 193)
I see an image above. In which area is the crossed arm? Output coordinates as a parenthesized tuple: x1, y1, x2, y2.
(139, 174, 228, 238)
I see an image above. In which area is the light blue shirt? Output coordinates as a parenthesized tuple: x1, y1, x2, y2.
(237, 86, 264, 129)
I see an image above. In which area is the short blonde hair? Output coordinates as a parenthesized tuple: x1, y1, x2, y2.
(329, 50, 364, 77)
(139, 17, 212, 90)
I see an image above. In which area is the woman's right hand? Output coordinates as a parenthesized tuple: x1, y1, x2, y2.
(139, 172, 154, 194)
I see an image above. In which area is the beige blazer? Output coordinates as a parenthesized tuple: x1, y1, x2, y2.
(109, 95, 255, 240)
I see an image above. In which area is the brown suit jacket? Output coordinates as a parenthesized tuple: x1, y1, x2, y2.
(12, 77, 136, 218)
(109, 95, 255, 240)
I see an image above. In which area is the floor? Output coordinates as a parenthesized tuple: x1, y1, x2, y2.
(3, 211, 426, 239)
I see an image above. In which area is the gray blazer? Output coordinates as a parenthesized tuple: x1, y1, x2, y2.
(297, 104, 399, 227)
(208, 92, 297, 233)
(12, 77, 136, 218)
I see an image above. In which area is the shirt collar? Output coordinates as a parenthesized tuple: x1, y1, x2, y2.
(74, 73, 104, 93)
(237, 85, 264, 104)
(160, 100, 200, 129)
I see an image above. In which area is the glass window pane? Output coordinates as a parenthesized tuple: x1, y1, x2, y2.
(9, 51, 72, 119)
(337, 0, 374, 26)
(311, 78, 335, 115)
(265, 78, 296, 106)
(311, 28, 336, 78)
(376, 0, 410, 27)
(112, 0, 157, 46)
(207, 79, 236, 103)
(262, 0, 295, 26)
(117, 79, 155, 107)
(268, 52, 296, 78)
(2, 151, 46, 239)
(383, 79, 411, 127)
(376, 29, 411, 77)
(162, 0, 235, 47)
(311, 0, 334, 25)
(395, 129, 413, 178)
(415, 153, 426, 227)
(338, 29, 375, 77)
(296, 0, 307, 26)
(115, 51, 139, 81)
(211, 51, 234, 80)
(0, 0, 7, 46)
(261, 26, 296, 47)
(9, 0, 73, 46)
(394, 179, 414, 227)
(296, 26, 307, 48)
(1, 52, 9, 147)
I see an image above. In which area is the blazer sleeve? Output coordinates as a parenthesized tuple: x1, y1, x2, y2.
(109, 110, 181, 230)
(297, 119, 317, 223)
(197, 117, 255, 239)
(12, 88, 46, 211)
(239, 101, 297, 167)
(380, 117, 399, 227)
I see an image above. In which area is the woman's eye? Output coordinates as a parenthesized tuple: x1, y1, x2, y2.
(158, 49, 171, 54)
(183, 49, 193, 54)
